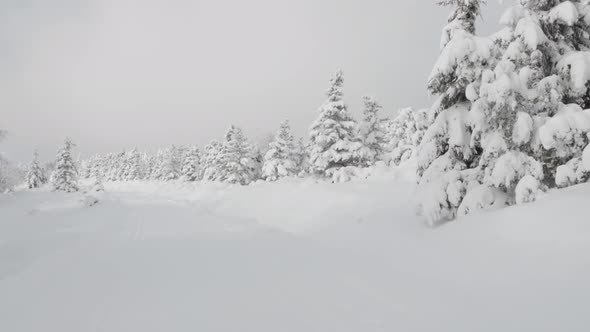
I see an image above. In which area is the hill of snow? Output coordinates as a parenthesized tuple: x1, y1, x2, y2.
(1, 171, 589, 332)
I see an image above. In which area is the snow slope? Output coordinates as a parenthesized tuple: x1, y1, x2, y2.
(0, 173, 589, 332)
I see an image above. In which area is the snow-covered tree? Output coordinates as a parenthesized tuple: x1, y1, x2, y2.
(294, 137, 309, 175)
(43, 161, 55, 184)
(123, 148, 144, 181)
(152, 146, 180, 181)
(181, 145, 202, 181)
(439, 0, 483, 50)
(417, 0, 590, 224)
(202, 140, 224, 181)
(111, 152, 124, 181)
(416, 0, 499, 224)
(429, 0, 491, 111)
(308, 70, 361, 177)
(218, 125, 259, 185)
(249, 144, 264, 181)
(262, 120, 299, 181)
(472, 1, 590, 197)
(26, 150, 46, 189)
(386, 107, 430, 165)
(0, 130, 14, 192)
(51, 138, 79, 192)
(357, 96, 387, 166)
(92, 173, 104, 192)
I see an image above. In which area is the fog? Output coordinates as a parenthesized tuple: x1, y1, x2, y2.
(1, 0, 508, 162)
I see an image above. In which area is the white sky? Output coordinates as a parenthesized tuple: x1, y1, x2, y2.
(1, 0, 509, 162)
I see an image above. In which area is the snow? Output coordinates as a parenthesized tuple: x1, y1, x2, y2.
(2, 174, 590, 332)
(514, 17, 547, 50)
(539, 103, 590, 155)
(515, 174, 544, 204)
(558, 52, 590, 96)
(499, 6, 524, 27)
(484, 151, 544, 191)
(512, 111, 534, 145)
(555, 157, 589, 188)
(548, 1, 579, 26)
(457, 184, 508, 217)
(428, 30, 495, 82)
(2, 165, 590, 332)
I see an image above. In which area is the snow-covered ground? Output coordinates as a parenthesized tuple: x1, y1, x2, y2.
(1, 170, 589, 332)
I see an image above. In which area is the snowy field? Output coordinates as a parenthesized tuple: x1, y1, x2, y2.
(1, 169, 589, 332)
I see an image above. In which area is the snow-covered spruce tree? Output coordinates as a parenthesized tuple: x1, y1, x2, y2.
(418, 0, 590, 224)
(105, 153, 119, 181)
(92, 173, 104, 192)
(535, 1, 590, 188)
(51, 138, 79, 192)
(0, 130, 16, 192)
(472, 1, 590, 199)
(294, 137, 309, 176)
(123, 148, 144, 181)
(0, 158, 24, 192)
(81, 158, 92, 179)
(416, 0, 499, 224)
(26, 150, 47, 189)
(144, 154, 156, 180)
(262, 120, 299, 181)
(357, 96, 387, 166)
(202, 140, 224, 181)
(219, 125, 259, 185)
(88, 155, 103, 180)
(114, 152, 126, 181)
(42, 161, 55, 183)
(174, 145, 188, 176)
(153, 146, 180, 181)
(439, 0, 483, 50)
(249, 144, 264, 181)
(386, 107, 430, 165)
(308, 70, 361, 177)
(102, 154, 111, 181)
(181, 145, 202, 182)
(83, 155, 102, 180)
(431, 0, 490, 111)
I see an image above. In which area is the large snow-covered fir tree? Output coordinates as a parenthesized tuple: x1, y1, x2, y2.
(26, 150, 46, 189)
(262, 120, 299, 181)
(417, 0, 590, 224)
(417, 0, 499, 223)
(308, 70, 361, 177)
(51, 138, 79, 192)
(357, 96, 387, 166)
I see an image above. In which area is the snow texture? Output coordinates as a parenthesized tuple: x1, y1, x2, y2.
(2, 172, 590, 332)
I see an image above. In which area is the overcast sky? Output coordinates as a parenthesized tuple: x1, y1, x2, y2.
(1, 0, 509, 162)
